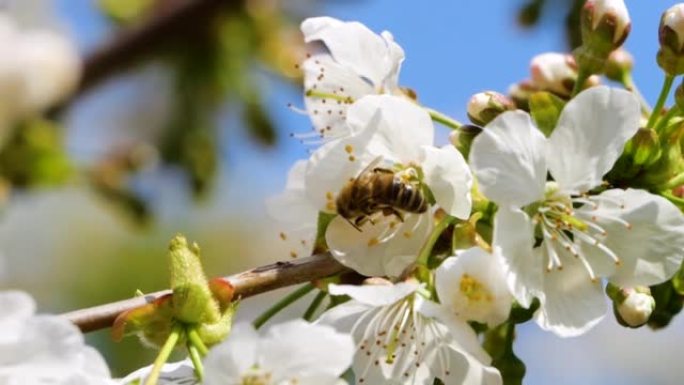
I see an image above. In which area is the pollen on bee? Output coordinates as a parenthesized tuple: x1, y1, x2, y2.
(326, 191, 334, 200)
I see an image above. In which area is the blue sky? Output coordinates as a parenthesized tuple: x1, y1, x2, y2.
(51, 1, 684, 384)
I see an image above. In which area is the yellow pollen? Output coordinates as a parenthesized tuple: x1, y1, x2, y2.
(290, 251, 298, 258)
(279, 232, 287, 240)
(325, 191, 334, 200)
(348, 155, 356, 162)
(344, 144, 354, 154)
(326, 202, 336, 211)
(367, 237, 380, 247)
(403, 231, 412, 238)
(459, 274, 493, 303)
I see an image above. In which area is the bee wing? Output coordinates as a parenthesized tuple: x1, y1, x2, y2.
(355, 155, 384, 179)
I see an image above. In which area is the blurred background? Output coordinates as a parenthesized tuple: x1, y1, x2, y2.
(0, 0, 682, 383)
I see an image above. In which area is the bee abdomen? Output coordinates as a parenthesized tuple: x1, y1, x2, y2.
(393, 180, 427, 213)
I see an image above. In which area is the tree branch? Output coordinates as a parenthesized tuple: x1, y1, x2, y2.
(62, 253, 348, 333)
(62, 0, 237, 107)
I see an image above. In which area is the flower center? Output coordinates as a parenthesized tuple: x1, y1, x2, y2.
(531, 183, 632, 281)
(459, 274, 494, 303)
(352, 297, 454, 383)
(241, 368, 272, 385)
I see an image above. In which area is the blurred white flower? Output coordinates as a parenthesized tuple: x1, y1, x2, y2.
(305, 95, 472, 277)
(318, 282, 501, 385)
(0, 290, 115, 385)
(469, 86, 684, 337)
(296, 16, 405, 142)
(266, 160, 319, 260)
(435, 247, 513, 328)
(204, 320, 353, 385)
(615, 287, 655, 327)
(118, 360, 197, 385)
(0, 6, 80, 136)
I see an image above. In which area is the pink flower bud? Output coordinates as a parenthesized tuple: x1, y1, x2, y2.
(467, 91, 516, 126)
(530, 53, 578, 97)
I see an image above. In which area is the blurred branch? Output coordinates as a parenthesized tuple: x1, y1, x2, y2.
(60, 0, 239, 109)
(62, 253, 348, 333)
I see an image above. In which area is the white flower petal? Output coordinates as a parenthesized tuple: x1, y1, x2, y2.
(261, 320, 354, 381)
(588, 189, 684, 287)
(326, 212, 430, 277)
(328, 282, 419, 306)
(420, 145, 473, 219)
(493, 207, 543, 308)
(469, 111, 547, 207)
(302, 51, 374, 139)
(546, 86, 640, 193)
(301, 17, 404, 91)
(535, 249, 607, 337)
(204, 323, 259, 385)
(347, 95, 434, 163)
(416, 299, 491, 365)
(119, 360, 196, 385)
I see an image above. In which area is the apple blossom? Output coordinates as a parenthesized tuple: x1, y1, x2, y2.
(0, 290, 115, 385)
(296, 17, 405, 142)
(318, 281, 502, 385)
(469, 86, 684, 336)
(305, 95, 472, 277)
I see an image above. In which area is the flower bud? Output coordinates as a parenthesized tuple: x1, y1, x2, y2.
(604, 48, 634, 82)
(451, 124, 482, 159)
(508, 80, 536, 109)
(530, 53, 577, 97)
(658, 4, 684, 75)
(614, 287, 655, 328)
(580, 0, 631, 50)
(467, 91, 516, 126)
(628, 128, 661, 168)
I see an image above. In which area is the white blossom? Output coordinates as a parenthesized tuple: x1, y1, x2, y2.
(296, 17, 405, 142)
(0, 290, 115, 385)
(318, 282, 501, 385)
(435, 247, 513, 328)
(469, 86, 684, 336)
(305, 95, 472, 277)
(204, 320, 353, 385)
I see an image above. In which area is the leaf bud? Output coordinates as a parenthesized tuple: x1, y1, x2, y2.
(467, 91, 516, 126)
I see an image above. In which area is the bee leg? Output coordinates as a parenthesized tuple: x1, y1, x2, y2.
(354, 216, 369, 230)
(382, 207, 404, 222)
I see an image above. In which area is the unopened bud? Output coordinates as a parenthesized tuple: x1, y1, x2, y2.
(658, 4, 684, 75)
(467, 91, 516, 126)
(530, 53, 577, 97)
(613, 287, 655, 328)
(508, 80, 537, 109)
(576, 0, 630, 75)
(451, 124, 482, 159)
(628, 128, 661, 167)
(604, 48, 634, 82)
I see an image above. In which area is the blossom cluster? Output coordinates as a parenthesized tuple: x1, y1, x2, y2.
(7, 0, 684, 385)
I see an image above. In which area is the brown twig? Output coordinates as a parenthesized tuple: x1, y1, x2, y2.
(63, 0, 236, 107)
(62, 253, 348, 333)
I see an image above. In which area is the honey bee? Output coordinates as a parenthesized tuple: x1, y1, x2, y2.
(336, 158, 428, 230)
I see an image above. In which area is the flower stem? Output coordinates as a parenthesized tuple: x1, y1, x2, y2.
(253, 283, 315, 329)
(622, 73, 652, 116)
(648, 74, 676, 129)
(664, 171, 684, 190)
(654, 105, 680, 134)
(416, 215, 454, 267)
(303, 289, 327, 321)
(187, 340, 205, 382)
(143, 324, 182, 385)
(426, 107, 462, 130)
(186, 327, 209, 356)
(571, 68, 590, 97)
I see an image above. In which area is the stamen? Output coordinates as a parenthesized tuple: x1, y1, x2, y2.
(576, 252, 598, 282)
(542, 228, 563, 270)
